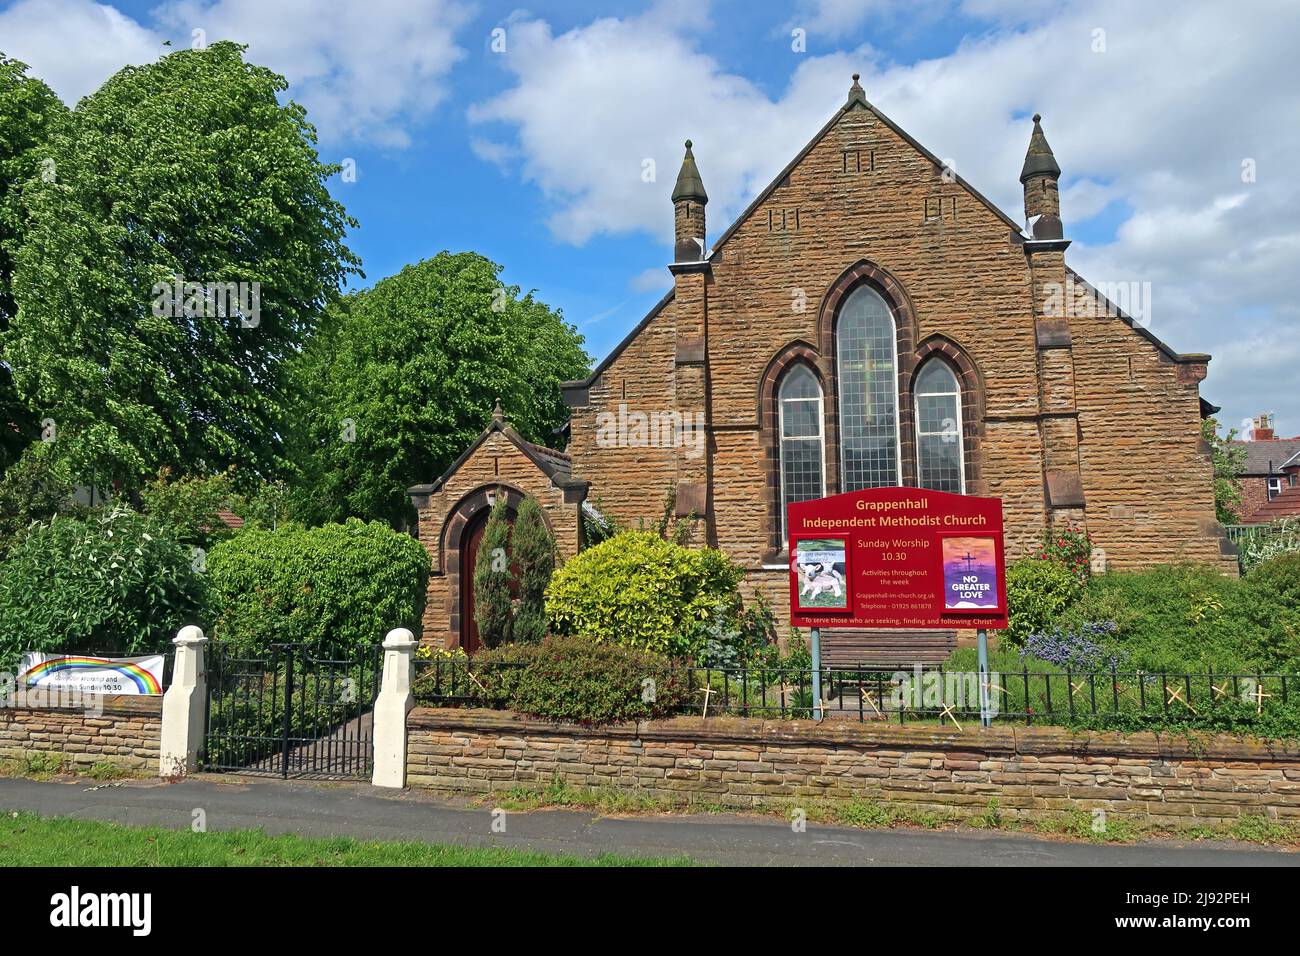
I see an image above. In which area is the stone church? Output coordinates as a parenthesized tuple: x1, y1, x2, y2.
(409, 76, 1234, 658)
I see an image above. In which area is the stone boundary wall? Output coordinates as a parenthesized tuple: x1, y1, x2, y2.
(407, 708, 1300, 825)
(0, 697, 163, 772)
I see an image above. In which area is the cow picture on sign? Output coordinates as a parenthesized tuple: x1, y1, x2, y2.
(791, 537, 849, 611)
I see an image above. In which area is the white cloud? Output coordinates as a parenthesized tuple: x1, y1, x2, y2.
(0, 0, 162, 103)
(629, 267, 670, 294)
(471, 0, 1300, 432)
(0, 0, 474, 147)
(154, 0, 474, 146)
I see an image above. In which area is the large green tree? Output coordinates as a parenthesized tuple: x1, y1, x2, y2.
(0, 55, 66, 473)
(3, 42, 359, 493)
(287, 251, 589, 525)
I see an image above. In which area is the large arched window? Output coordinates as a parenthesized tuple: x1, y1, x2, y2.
(914, 358, 965, 493)
(836, 285, 900, 489)
(778, 364, 825, 540)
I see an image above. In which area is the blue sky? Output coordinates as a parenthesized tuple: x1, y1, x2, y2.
(3, 0, 1298, 435)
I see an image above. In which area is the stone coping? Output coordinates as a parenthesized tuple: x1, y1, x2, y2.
(3, 694, 163, 717)
(408, 707, 1300, 763)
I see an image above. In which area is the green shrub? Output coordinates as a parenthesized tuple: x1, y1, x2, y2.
(473, 499, 513, 648)
(545, 530, 743, 657)
(1243, 553, 1300, 667)
(1241, 519, 1300, 574)
(510, 496, 555, 644)
(0, 506, 205, 669)
(0, 442, 79, 557)
(206, 518, 429, 657)
(1004, 557, 1083, 647)
(476, 634, 689, 724)
(1057, 563, 1280, 673)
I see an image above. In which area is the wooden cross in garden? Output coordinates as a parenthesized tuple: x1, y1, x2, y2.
(698, 685, 714, 720)
(937, 701, 962, 731)
(1165, 684, 1196, 714)
(1254, 683, 1273, 715)
(1211, 680, 1233, 701)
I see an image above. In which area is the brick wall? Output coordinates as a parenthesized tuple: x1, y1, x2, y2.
(0, 696, 162, 772)
(407, 708, 1300, 826)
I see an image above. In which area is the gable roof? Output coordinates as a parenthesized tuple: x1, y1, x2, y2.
(406, 417, 583, 497)
(567, 82, 1210, 393)
(1233, 439, 1300, 476)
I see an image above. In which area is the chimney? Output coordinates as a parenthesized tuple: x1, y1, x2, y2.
(1254, 413, 1276, 441)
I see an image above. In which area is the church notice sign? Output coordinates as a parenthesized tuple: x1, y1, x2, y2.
(788, 487, 1008, 630)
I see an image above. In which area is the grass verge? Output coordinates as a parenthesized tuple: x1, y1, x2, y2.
(0, 811, 693, 867)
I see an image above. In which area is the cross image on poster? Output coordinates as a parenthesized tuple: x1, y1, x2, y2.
(791, 537, 849, 611)
(940, 536, 1001, 612)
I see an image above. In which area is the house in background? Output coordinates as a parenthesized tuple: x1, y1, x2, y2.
(410, 76, 1233, 661)
(1233, 414, 1300, 523)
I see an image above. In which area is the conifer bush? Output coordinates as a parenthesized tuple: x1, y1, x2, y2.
(473, 499, 514, 648)
(510, 496, 555, 644)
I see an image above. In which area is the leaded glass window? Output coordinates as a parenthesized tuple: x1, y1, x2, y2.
(779, 364, 825, 540)
(915, 358, 965, 493)
(836, 285, 900, 489)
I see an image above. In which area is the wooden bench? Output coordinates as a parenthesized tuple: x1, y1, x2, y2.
(818, 629, 956, 670)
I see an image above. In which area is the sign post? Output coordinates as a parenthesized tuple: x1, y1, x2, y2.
(976, 629, 991, 727)
(810, 626, 823, 720)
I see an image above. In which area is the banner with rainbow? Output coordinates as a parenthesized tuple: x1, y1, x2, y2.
(18, 653, 165, 696)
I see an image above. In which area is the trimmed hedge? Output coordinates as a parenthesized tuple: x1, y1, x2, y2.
(545, 530, 742, 657)
(475, 634, 689, 724)
(0, 507, 205, 669)
(206, 518, 429, 657)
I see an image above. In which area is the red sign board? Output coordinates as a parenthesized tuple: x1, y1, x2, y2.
(788, 488, 1008, 631)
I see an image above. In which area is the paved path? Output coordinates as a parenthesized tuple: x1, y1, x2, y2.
(2, 776, 1295, 867)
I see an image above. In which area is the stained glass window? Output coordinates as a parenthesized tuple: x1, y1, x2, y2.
(836, 285, 900, 489)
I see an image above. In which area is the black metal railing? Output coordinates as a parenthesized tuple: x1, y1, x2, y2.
(412, 657, 1300, 733)
(203, 642, 382, 778)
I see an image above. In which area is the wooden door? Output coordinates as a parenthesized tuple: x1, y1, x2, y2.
(460, 512, 489, 654)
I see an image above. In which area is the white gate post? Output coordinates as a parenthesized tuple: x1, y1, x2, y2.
(159, 625, 208, 778)
(372, 628, 417, 789)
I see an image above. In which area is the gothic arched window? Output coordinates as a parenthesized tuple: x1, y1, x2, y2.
(836, 285, 900, 489)
(778, 364, 825, 539)
(914, 358, 965, 493)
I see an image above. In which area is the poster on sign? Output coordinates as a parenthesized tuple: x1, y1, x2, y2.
(787, 487, 1008, 630)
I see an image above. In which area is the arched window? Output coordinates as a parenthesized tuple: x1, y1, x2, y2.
(836, 285, 900, 489)
(914, 358, 965, 493)
(778, 364, 825, 540)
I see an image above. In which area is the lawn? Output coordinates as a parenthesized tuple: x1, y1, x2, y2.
(0, 811, 692, 867)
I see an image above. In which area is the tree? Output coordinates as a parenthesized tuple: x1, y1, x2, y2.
(0, 56, 67, 474)
(0, 440, 79, 556)
(285, 252, 589, 526)
(1202, 418, 1248, 524)
(139, 466, 240, 549)
(2, 42, 359, 493)
(473, 499, 514, 649)
(511, 496, 555, 643)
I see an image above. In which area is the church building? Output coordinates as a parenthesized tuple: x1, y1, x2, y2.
(409, 76, 1235, 658)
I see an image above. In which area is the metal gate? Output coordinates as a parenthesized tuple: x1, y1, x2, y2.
(202, 642, 382, 779)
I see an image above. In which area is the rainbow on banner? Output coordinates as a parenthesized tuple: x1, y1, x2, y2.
(19, 654, 165, 695)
